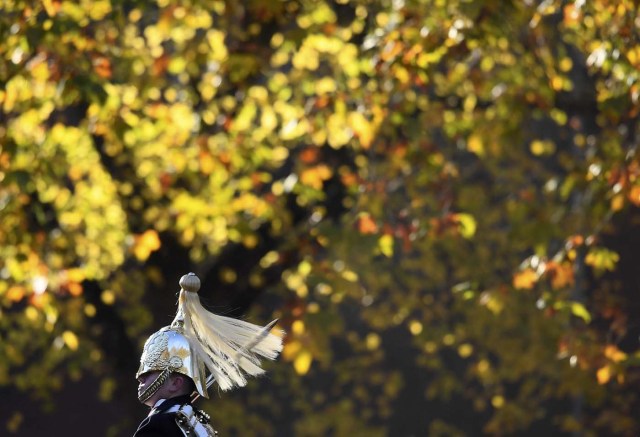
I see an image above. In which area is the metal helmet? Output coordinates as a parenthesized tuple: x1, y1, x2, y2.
(136, 325, 208, 402)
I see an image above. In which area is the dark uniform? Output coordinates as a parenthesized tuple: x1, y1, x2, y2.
(134, 395, 215, 436)
(134, 395, 191, 436)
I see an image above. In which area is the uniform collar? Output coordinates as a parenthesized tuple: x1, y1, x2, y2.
(149, 395, 192, 415)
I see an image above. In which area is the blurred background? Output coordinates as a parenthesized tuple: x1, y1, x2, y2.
(1, 0, 640, 435)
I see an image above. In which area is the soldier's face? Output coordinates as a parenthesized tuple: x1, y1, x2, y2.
(137, 371, 169, 407)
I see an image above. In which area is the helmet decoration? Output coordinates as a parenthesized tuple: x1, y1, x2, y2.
(137, 273, 283, 404)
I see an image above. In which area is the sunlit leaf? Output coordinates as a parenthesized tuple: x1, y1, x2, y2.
(604, 345, 627, 363)
(62, 330, 79, 351)
(378, 234, 394, 257)
(585, 248, 619, 273)
(453, 213, 477, 239)
(133, 230, 162, 261)
(293, 349, 313, 375)
(357, 213, 378, 234)
(597, 365, 611, 385)
(513, 269, 537, 290)
(300, 165, 332, 190)
(570, 302, 591, 323)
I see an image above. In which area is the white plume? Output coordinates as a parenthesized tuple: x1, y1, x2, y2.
(174, 275, 283, 392)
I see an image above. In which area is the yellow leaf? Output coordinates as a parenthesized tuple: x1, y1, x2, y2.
(559, 57, 573, 72)
(62, 330, 79, 351)
(585, 247, 619, 272)
(458, 344, 473, 358)
(66, 268, 85, 282)
(467, 134, 484, 156)
(570, 302, 591, 323)
(378, 234, 394, 257)
(491, 395, 505, 408)
(480, 292, 504, 314)
(293, 349, 313, 375)
(530, 139, 555, 156)
(326, 113, 350, 148)
(315, 77, 337, 95)
(25, 306, 39, 322)
(596, 365, 611, 385)
(477, 359, 490, 374)
(282, 340, 302, 361)
(42, 0, 59, 16)
(341, 270, 358, 282)
(199, 152, 215, 175)
(261, 108, 278, 131)
(611, 194, 625, 211)
(292, 320, 305, 335)
(513, 269, 537, 290)
(453, 213, 477, 238)
(551, 75, 564, 91)
(101, 290, 115, 305)
(409, 320, 423, 335)
(88, 0, 112, 20)
(366, 333, 381, 350)
(348, 112, 374, 149)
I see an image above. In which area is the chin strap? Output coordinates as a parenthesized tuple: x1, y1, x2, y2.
(138, 368, 172, 404)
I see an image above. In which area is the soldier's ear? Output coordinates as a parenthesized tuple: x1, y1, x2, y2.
(167, 374, 187, 392)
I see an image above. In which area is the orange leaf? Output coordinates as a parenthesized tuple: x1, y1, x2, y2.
(300, 165, 332, 190)
(566, 235, 584, 248)
(357, 213, 378, 234)
(67, 281, 84, 297)
(563, 4, 581, 26)
(133, 230, 162, 261)
(299, 147, 319, 164)
(546, 261, 575, 289)
(93, 56, 112, 79)
(6, 286, 25, 302)
(153, 55, 170, 77)
(604, 345, 627, 363)
(513, 269, 537, 290)
(628, 185, 640, 206)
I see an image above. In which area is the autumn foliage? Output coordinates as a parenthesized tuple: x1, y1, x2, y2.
(1, 0, 640, 435)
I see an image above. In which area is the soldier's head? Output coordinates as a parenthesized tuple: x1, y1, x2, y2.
(136, 370, 196, 407)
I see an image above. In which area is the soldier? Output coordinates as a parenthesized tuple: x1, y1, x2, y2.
(134, 273, 283, 436)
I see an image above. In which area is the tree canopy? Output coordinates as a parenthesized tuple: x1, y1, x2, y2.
(1, 0, 640, 435)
